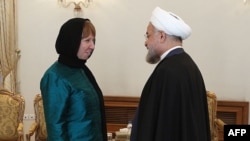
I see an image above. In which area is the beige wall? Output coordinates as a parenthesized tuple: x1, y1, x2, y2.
(17, 0, 250, 139)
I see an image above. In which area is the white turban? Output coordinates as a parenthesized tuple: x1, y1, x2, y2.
(150, 7, 192, 40)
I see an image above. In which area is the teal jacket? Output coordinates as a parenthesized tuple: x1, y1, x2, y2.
(40, 61, 106, 141)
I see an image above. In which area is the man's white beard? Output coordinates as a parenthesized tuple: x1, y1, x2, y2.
(146, 48, 160, 64)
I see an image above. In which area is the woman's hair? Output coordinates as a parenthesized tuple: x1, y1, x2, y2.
(82, 20, 96, 38)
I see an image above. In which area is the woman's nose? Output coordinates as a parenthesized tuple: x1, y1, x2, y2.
(90, 41, 95, 49)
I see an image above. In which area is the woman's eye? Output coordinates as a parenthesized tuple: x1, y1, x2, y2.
(82, 38, 95, 44)
(82, 39, 90, 42)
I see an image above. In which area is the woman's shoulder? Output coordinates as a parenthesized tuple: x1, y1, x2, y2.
(43, 61, 80, 78)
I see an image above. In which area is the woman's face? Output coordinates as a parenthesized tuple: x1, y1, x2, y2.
(77, 34, 95, 60)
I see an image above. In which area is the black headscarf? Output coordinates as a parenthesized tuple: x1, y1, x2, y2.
(56, 18, 89, 68)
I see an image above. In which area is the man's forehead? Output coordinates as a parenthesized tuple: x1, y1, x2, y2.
(146, 23, 154, 32)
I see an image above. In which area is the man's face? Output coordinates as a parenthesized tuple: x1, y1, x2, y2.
(144, 23, 161, 64)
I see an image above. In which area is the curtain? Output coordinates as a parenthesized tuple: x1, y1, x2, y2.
(0, 0, 20, 93)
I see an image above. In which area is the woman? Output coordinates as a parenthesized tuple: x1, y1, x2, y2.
(40, 18, 107, 141)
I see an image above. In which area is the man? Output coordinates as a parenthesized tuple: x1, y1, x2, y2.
(130, 7, 211, 141)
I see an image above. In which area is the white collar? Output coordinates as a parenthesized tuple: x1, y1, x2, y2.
(160, 46, 182, 61)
